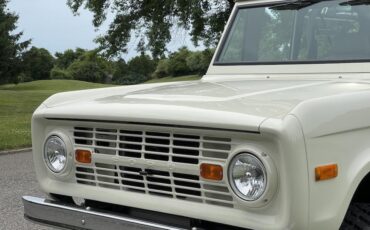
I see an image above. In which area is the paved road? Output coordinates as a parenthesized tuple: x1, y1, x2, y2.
(0, 151, 152, 230)
(0, 151, 55, 230)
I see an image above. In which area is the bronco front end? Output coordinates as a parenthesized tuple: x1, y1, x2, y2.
(24, 0, 370, 229)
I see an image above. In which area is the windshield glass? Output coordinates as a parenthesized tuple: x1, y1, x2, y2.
(216, 0, 370, 64)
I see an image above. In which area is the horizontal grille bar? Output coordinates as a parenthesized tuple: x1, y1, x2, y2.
(73, 127, 232, 165)
(76, 163, 234, 207)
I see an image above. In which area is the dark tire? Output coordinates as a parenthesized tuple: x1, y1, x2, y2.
(340, 203, 370, 230)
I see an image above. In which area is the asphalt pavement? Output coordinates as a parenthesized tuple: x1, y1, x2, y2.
(0, 151, 55, 230)
(0, 151, 152, 230)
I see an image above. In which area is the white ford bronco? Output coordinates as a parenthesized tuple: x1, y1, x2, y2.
(23, 0, 370, 229)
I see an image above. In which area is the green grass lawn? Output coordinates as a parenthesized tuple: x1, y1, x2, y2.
(0, 76, 201, 151)
(0, 80, 110, 151)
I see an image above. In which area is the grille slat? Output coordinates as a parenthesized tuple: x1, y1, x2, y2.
(85, 180, 235, 205)
(74, 127, 232, 165)
(76, 139, 231, 154)
(76, 163, 234, 206)
(76, 168, 231, 193)
(73, 126, 235, 208)
(75, 145, 229, 162)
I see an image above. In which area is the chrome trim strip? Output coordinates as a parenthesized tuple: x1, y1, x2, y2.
(22, 196, 185, 230)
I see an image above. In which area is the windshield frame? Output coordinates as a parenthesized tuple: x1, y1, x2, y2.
(213, 0, 370, 66)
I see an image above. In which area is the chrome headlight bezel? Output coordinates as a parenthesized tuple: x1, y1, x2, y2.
(228, 153, 267, 202)
(227, 146, 278, 208)
(43, 135, 68, 174)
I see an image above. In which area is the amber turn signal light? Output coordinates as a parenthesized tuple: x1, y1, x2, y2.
(200, 163, 223, 181)
(75, 149, 92, 164)
(315, 164, 338, 181)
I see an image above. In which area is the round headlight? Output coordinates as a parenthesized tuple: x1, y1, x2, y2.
(229, 153, 267, 201)
(44, 136, 67, 173)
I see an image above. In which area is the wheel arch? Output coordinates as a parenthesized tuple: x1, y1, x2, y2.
(339, 161, 370, 226)
(350, 171, 370, 204)
(339, 169, 370, 229)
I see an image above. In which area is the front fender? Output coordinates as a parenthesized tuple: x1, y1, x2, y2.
(291, 91, 370, 230)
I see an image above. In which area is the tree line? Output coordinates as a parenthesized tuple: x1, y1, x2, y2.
(7, 46, 214, 85)
(0, 0, 214, 86)
(1, 0, 229, 85)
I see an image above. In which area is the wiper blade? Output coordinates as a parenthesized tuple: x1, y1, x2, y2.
(270, 0, 334, 10)
(340, 0, 370, 6)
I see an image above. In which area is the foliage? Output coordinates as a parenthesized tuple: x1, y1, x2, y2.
(153, 48, 214, 78)
(16, 72, 33, 83)
(112, 59, 129, 83)
(7, 43, 212, 86)
(50, 67, 72, 80)
(167, 47, 192, 77)
(22, 47, 55, 80)
(67, 50, 113, 83)
(127, 54, 156, 78)
(0, 0, 30, 84)
(54, 48, 86, 69)
(152, 59, 170, 78)
(186, 52, 203, 73)
(113, 54, 156, 85)
(66, 0, 234, 58)
(57, 47, 212, 85)
(186, 48, 214, 75)
(114, 72, 149, 85)
(68, 60, 106, 83)
(200, 49, 215, 70)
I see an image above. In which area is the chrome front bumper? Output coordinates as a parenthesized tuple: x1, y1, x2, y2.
(22, 196, 185, 230)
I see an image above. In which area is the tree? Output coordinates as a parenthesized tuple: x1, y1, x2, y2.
(186, 49, 214, 75)
(127, 54, 156, 78)
(114, 72, 148, 85)
(167, 47, 192, 77)
(50, 67, 71, 80)
(112, 59, 129, 83)
(186, 51, 204, 74)
(0, 0, 30, 84)
(153, 59, 170, 78)
(22, 47, 54, 80)
(67, 50, 112, 83)
(67, 0, 234, 58)
(113, 54, 156, 85)
(68, 60, 107, 83)
(55, 48, 86, 69)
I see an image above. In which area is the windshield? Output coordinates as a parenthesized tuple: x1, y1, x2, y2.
(215, 0, 370, 64)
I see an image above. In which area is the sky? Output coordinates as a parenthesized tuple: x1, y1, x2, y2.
(8, 0, 201, 60)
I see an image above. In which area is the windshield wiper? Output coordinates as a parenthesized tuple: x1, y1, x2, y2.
(270, 0, 334, 10)
(340, 0, 370, 6)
